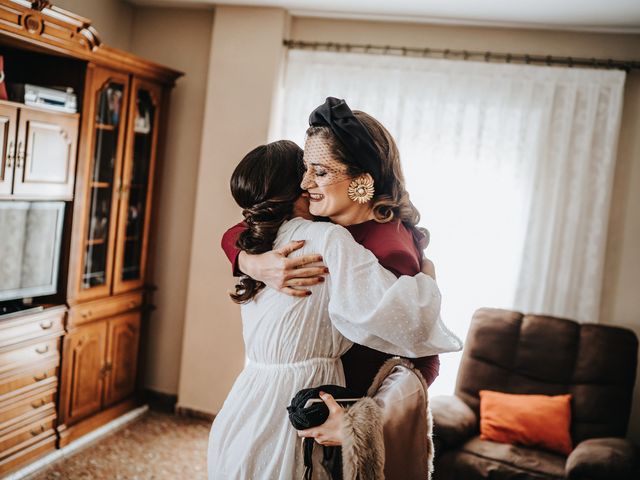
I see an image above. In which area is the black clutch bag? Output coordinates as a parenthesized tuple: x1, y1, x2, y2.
(287, 385, 361, 480)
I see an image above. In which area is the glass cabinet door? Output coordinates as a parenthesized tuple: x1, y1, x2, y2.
(73, 69, 129, 301)
(113, 78, 162, 294)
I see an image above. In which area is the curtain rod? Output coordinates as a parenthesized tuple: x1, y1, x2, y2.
(283, 39, 640, 72)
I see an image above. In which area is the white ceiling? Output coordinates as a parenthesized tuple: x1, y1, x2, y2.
(128, 0, 640, 33)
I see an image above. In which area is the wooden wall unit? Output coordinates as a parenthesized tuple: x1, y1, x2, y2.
(0, 0, 182, 475)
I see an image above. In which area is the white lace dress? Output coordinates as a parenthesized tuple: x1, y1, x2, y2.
(207, 218, 461, 479)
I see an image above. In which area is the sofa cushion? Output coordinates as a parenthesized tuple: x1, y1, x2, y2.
(479, 390, 573, 455)
(435, 436, 566, 480)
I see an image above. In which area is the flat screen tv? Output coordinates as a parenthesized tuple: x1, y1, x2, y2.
(0, 201, 65, 302)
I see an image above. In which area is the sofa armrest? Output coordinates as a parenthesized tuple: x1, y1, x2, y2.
(566, 437, 638, 480)
(431, 395, 477, 451)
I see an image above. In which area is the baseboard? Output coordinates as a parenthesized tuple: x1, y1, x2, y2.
(175, 404, 215, 422)
(58, 398, 140, 447)
(142, 387, 178, 414)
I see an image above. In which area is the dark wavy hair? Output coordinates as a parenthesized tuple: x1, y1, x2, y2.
(229, 140, 304, 303)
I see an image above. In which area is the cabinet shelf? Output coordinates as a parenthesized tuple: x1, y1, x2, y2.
(86, 238, 106, 246)
(95, 123, 116, 131)
(82, 271, 106, 279)
(90, 181, 111, 188)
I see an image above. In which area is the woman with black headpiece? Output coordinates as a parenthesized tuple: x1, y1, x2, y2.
(208, 137, 460, 479)
(221, 98, 447, 478)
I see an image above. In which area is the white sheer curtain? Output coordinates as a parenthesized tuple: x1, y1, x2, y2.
(271, 50, 625, 396)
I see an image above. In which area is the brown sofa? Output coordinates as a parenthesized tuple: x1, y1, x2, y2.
(432, 308, 639, 480)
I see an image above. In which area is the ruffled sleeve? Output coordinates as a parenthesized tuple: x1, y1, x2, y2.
(322, 225, 462, 357)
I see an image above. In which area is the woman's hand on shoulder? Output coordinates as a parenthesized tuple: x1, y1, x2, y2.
(237, 240, 328, 297)
(297, 392, 344, 446)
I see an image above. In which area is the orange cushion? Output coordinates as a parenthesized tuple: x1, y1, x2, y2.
(479, 390, 573, 455)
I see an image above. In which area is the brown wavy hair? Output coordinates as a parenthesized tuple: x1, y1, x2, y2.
(229, 140, 304, 303)
(306, 110, 423, 230)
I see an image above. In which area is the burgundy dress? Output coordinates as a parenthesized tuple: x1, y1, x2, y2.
(221, 219, 440, 395)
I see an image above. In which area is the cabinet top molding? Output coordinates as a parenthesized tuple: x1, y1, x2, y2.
(0, 0, 183, 84)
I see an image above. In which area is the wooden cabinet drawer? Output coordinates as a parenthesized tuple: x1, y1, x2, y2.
(0, 361, 58, 399)
(0, 435, 56, 476)
(0, 338, 59, 378)
(0, 307, 65, 350)
(0, 408, 56, 461)
(0, 383, 56, 431)
(68, 292, 143, 326)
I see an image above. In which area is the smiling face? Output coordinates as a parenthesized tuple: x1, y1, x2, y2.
(301, 135, 356, 219)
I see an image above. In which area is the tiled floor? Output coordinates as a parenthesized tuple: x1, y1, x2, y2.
(28, 411, 211, 480)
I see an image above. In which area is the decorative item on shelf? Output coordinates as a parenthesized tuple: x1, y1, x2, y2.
(10, 84, 78, 113)
(0, 55, 7, 100)
(108, 88, 122, 124)
(126, 204, 141, 236)
(89, 215, 108, 241)
(97, 87, 123, 125)
(134, 100, 151, 134)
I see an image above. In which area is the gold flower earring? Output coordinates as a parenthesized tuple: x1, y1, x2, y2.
(347, 176, 375, 204)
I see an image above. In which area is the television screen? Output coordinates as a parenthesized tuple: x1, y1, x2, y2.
(0, 201, 65, 302)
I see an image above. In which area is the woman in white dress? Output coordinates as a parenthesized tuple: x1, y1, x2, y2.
(207, 140, 461, 479)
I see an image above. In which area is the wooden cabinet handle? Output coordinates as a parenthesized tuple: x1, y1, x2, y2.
(39, 320, 53, 330)
(128, 301, 137, 309)
(33, 372, 48, 381)
(35, 344, 49, 354)
(100, 361, 113, 377)
(81, 310, 93, 319)
(31, 399, 46, 409)
(6, 140, 14, 168)
(15, 141, 24, 169)
(30, 425, 45, 436)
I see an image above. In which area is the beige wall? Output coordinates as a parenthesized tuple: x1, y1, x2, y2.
(128, 7, 214, 395)
(176, 6, 289, 412)
(54, 0, 133, 51)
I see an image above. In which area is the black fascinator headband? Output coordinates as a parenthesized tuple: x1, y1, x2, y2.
(308, 97, 381, 185)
